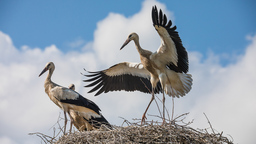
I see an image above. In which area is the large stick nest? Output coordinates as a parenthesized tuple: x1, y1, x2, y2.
(48, 113, 232, 144)
(29, 111, 233, 144)
(57, 124, 231, 143)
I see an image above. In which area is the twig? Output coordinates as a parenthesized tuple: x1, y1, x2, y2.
(218, 131, 223, 141)
(147, 114, 171, 123)
(119, 117, 132, 126)
(29, 112, 67, 144)
(203, 112, 215, 134)
(29, 132, 56, 144)
(172, 112, 190, 122)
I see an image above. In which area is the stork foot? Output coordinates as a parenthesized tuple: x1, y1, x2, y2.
(161, 118, 166, 126)
(69, 121, 73, 133)
(141, 113, 147, 125)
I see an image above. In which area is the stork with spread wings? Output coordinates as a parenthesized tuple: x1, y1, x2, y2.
(83, 6, 192, 124)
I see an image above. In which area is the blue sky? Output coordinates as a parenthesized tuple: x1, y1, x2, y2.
(1, 0, 256, 143)
(1, 0, 255, 57)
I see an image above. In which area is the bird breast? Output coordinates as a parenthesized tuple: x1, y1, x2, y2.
(140, 56, 158, 77)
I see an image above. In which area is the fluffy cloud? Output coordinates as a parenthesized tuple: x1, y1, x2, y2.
(0, 0, 255, 143)
(187, 35, 256, 143)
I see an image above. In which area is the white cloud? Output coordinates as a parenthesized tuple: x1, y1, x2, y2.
(0, 136, 17, 144)
(186, 35, 256, 144)
(0, 31, 18, 64)
(0, 0, 255, 143)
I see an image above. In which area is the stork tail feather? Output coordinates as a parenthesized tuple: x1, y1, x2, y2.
(164, 72, 192, 97)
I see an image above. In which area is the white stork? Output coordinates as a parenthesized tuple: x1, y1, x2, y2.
(83, 6, 192, 123)
(39, 62, 112, 133)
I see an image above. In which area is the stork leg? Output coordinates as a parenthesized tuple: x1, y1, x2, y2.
(162, 91, 166, 125)
(141, 91, 155, 124)
(63, 111, 67, 135)
(69, 121, 73, 133)
(159, 74, 166, 125)
(67, 111, 74, 133)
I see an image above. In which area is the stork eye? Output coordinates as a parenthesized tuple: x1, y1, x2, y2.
(129, 34, 132, 38)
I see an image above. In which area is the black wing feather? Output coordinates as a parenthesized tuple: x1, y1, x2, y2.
(82, 72, 100, 77)
(84, 76, 103, 87)
(83, 75, 101, 82)
(163, 14, 167, 26)
(159, 9, 163, 25)
(152, 6, 158, 25)
(87, 81, 103, 94)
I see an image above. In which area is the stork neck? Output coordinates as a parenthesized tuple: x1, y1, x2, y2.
(47, 69, 53, 80)
(133, 38, 144, 54)
(44, 69, 54, 95)
(45, 69, 54, 86)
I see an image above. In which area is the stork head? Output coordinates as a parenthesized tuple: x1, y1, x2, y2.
(120, 32, 139, 50)
(68, 84, 75, 90)
(39, 62, 55, 77)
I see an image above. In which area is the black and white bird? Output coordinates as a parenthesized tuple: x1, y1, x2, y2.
(39, 62, 112, 133)
(83, 6, 192, 123)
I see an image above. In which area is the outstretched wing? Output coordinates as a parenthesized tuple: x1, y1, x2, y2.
(152, 6, 188, 73)
(83, 62, 162, 96)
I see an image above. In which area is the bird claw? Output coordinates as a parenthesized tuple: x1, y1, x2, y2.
(161, 118, 166, 126)
(141, 114, 147, 125)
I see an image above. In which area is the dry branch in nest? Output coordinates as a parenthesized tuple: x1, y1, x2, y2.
(29, 99, 233, 143)
(29, 113, 66, 143)
(55, 113, 233, 144)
